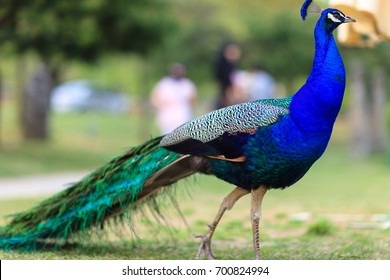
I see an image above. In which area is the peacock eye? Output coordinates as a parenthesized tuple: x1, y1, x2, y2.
(333, 13, 340, 19)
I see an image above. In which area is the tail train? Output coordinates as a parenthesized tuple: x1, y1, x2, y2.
(0, 136, 197, 251)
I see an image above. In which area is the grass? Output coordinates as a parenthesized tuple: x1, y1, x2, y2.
(306, 219, 334, 236)
(1, 232, 388, 260)
(0, 102, 390, 259)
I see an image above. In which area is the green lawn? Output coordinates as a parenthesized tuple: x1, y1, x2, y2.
(0, 103, 389, 259)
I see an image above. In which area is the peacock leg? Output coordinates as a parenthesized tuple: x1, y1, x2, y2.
(194, 186, 250, 259)
(250, 186, 268, 260)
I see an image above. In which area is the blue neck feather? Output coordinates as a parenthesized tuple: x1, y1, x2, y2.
(290, 14, 345, 136)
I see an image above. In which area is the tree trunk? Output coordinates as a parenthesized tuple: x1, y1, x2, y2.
(0, 64, 2, 148)
(349, 60, 371, 157)
(21, 62, 53, 140)
(370, 67, 387, 153)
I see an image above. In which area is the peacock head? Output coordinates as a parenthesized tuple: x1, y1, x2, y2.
(322, 8, 356, 31)
(301, 0, 355, 33)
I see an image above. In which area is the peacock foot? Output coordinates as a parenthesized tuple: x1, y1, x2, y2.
(193, 232, 216, 260)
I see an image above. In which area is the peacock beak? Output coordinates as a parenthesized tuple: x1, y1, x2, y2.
(344, 16, 356, 23)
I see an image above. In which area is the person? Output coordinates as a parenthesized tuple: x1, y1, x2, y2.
(213, 42, 241, 109)
(150, 63, 197, 134)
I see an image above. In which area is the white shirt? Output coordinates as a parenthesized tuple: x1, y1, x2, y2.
(151, 76, 196, 134)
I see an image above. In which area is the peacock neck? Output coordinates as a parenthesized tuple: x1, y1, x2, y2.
(310, 20, 345, 83)
(290, 19, 346, 136)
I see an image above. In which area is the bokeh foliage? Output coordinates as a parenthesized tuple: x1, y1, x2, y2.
(0, 0, 176, 62)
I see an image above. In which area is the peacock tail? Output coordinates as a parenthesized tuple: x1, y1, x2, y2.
(0, 136, 184, 250)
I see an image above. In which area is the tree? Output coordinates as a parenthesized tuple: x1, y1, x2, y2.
(244, 12, 315, 92)
(0, 0, 176, 140)
(343, 44, 390, 157)
(150, 0, 234, 83)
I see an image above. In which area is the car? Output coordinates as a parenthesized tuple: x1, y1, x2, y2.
(51, 80, 131, 113)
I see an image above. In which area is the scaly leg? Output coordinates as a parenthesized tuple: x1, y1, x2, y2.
(250, 186, 268, 260)
(194, 186, 250, 259)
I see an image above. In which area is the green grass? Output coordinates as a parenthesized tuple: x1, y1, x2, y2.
(0, 102, 390, 259)
(1, 232, 388, 260)
(306, 219, 334, 236)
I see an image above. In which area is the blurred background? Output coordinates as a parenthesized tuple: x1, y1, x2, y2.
(0, 0, 389, 259)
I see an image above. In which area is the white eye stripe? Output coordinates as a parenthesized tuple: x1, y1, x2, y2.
(327, 13, 342, 23)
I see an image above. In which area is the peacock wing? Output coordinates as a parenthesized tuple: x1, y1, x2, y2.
(160, 98, 292, 161)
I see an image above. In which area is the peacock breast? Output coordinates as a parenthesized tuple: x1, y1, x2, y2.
(208, 116, 331, 190)
(250, 116, 333, 188)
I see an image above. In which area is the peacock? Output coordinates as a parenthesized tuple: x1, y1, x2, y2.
(0, 0, 355, 259)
